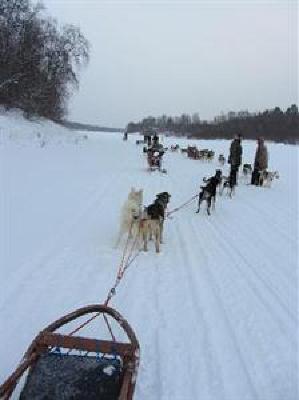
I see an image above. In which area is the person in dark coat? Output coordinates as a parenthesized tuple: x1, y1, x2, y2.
(229, 134, 243, 185)
(153, 133, 159, 146)
(229, 134, 243, 169)
(251, 137, 268, 185)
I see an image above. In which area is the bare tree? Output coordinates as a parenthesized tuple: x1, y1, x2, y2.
(0, 0, 89, 120)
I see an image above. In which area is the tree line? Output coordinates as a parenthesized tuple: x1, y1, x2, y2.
(126, 105, 299, 143)
(0, 0, 89, 120)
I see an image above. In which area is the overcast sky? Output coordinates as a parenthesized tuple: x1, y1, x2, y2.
(44, 0, 297, 128)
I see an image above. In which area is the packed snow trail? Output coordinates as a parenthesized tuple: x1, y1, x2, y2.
(0, 114, 297, 399)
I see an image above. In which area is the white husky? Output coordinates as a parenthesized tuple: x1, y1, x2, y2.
(115, 188, 143, 247)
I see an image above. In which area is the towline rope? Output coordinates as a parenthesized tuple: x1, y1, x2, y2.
(166, 194, 198, 217)
(69, 221, 141, 337)
(69, 193, 199, 336)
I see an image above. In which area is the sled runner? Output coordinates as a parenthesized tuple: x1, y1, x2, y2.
(0, 305, 140, 400)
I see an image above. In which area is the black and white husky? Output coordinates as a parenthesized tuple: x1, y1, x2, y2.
(196, 170, 222, 215)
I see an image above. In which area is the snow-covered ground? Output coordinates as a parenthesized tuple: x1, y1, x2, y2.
(0, 111, 297, 400)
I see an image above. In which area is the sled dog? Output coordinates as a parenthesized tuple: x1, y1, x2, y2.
(259, 170, 279, 187)
(197, 170, 222, 215)
(115, 188, 143, 247)
(218, 154, 226, 165)
(243, 163, 252, 176)
(140, 200, 165, 253)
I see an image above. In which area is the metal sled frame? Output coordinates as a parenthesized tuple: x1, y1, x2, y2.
(0, 305, 140, 400)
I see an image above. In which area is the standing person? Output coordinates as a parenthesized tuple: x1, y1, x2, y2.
(153, 133, 159, 147)
(228, 134, 243, 185)
(251, 137, 268, 185)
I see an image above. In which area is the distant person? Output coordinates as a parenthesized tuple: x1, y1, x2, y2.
(153, 133, 159, 146)
(143, 134, 151, 146)
(123, 131, 128, 140)
(251, 137, 268, 185)
(228, 134, 243, 185)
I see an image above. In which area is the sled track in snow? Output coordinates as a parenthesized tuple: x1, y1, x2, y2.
(0, 174, 122, 313)
(176, 220, 259, 400)
(171, 223, 226, 400)
(207, 214, 296, 326)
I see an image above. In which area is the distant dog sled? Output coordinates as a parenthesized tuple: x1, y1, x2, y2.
(205, 150, 215, 162)
(147, 148, 167, 173)
(186, 146, 215, 161)
(187, 146, 200, 159)
(170, 144, 180, 152)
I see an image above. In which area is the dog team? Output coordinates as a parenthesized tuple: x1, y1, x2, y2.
(115, 188, 171, 253)
(117, 135, 279, 253)
(196, 135, 279, 215)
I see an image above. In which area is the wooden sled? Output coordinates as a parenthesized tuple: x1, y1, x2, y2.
(0, 305, 140, 400)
